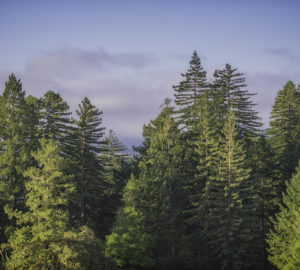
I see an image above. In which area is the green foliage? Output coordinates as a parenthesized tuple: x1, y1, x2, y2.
(0, 74, 38, 244)
(100, 130, 131, 237)
(213, 64, 261, 137)
(207, 109, 253, 269)
(106, 103, 187, 270)
(183, 94, 220, 267)
(105, 177, 155, 269)
(70, 97, 106, 235)
(247, 135, 281, 268)
(0, 59, 299, 270)
(173, 50, 208, 130)
(267, 81, 300, 186)
(4, 139, 105, 269)
(38, 91, 73, 150)
(267, 164, 300, 270)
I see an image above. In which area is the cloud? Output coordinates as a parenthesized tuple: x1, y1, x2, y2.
(0, 47, 175, 149)
(264, 47, 293, 56)
(23, 47, 157, 80)
(2, 47, 295, 147)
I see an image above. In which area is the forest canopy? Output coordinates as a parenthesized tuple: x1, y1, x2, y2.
(0, 51, 299, 270)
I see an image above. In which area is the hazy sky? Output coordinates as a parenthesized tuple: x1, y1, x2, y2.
(0, 0, 299, 148)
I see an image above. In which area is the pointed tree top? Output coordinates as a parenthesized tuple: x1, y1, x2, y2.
(3, 73, 25, 99)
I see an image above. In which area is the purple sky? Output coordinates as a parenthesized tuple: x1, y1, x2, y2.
(1, 0, 300, 148)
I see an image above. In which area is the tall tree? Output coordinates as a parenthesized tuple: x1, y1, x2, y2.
(173, 50, 209, 130)
(183, 93, 220, 268)
(172, 52, 210, 234)
(38, 91, 73, 150)
(207, 109, 254, 269)
(267, 80, 300, 188)
(0, 74, 37, 244)
(105, 176, 155, 270)
(5, 139, 104, 270)
(107, 100, 187, 269)
(71, 97, 106, 234)
(248, 135, 281, 269)
(136, 101, 186, 269)
(267, 163, 300, 270)
(100, 130, 131, 237)
(213, 64, 261, 137)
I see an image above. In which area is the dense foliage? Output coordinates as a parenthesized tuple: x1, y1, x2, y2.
(0, 51, 299, 269)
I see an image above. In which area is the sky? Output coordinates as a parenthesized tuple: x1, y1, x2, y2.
(0, 0, 300, 149)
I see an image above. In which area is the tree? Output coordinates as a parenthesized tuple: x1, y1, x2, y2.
(105, 176, 155, 270)
(172, 53, 210, 241)
(38, 91, 73, 151)
(213, 64, 261, 137)
(0, 74, 38, 244)
(267, 81, 300, 188)
(173, 50, 208, 130)
(107, 100, 187, 269)
(248, 135, 281, 269)
(71, 97, 106, 234)
(183, 94, 220, 268)
(5, 139, 104, 269)
(267, 163, 300, 270)
(138, 100, 190, 269)
(207, 109, 254, 269)
(99, 130, 131, 237)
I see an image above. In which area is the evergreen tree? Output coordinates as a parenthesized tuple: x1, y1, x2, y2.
(0, 74, 37, 244)
(173, 50, 208, 130)
(172, 53, 210, 243)
(183, 94, 220, 268)
(213, 64, 261, 137)
(267, 163, 300, 270)
(248, 135, 281, 269)
(207, 109, 253, 269)
(39, 91, 73, 150)
(100, 130, 131, 237)
(107, 100, 187, 269)
(25, 94, 41, 150)
(136, 100, 187, 269)
(267, 80, 300, 188)
(71, 97, 106, 235)
(5, 139, 104, 269)
(105, 176, 155, 270)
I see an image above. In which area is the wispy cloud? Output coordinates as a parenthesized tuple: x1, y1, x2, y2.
(1, 46, 296, 147)
(0, 47, 175, 149)
(264, 47, 293, 56)
(24, 47, 158, 78)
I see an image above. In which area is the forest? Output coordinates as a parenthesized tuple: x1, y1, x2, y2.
(0, 51, 299, 270)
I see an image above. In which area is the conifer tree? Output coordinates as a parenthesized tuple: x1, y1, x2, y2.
(105, 176, 155, 270)
(100, 130, 131, 237)
(39, 91, 73, 149)
(183, 94, 220, 268)
(104, 130, 130, 197)
(267, 163, 300, 270)
(135, 100, 187, 269)
(0, 74, 37, 244)
(267, 80, 300, 187)
(248, 135, 281, 268)
(5, 139, 104, 269)
(25, 94, 41, 150)
(208, 109, 253, 269)
(107, 100, 186, 269)
(172, 52, 210, 232)
(213, 64, 261, 137)
(173, 50, 208, 130)
(71, 97, 106, 235)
